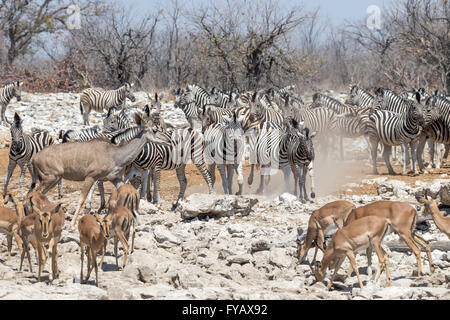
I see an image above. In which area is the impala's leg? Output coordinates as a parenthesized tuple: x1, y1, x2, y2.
(6, 234, 12, 260)
(12, 228, 23, 260)
(98, 239, 107, 269)
(3, 161, 16, 198)
(347, 251, 363, 288)
(372, 244, 387, 286)
(413, 233, 434, 274)
(37, 242, 43, 282)
(327, 257, 345, 290)
(80, 244, 85, 284)
(114, 235, 119, 270)
(70, 177, 96, 231)
(93, 248, 99, 287)
(400, 234, 422, 277)
(366, 245, 373, 278)
(86, 248, 94, 283)
(117, 231, 130, 270)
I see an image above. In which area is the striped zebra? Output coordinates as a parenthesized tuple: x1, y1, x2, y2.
(112, 124, 213, 208)
(3, 113, 59, 199)
(202, 104, 233, 131)
(103, 106, 132, 132)
(345, 85, 374, 107)
(174, 89, 201, 129)
(367, 93, 425, 175)
(250, 121, 292, 195)
(80, 83, 136, 126)
(204, 113, 246, 195)
(249, 92, 284, 127)
(210, 87, 235, 109)
(185, 84, 212, 111)
(286, 119, 316, 203)
(312, 93, 358, 114)
(0, 81, 23, 126)
(400, 88, 429, 102)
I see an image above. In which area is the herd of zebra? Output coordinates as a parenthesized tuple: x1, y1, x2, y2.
(1, 80, 450, 208)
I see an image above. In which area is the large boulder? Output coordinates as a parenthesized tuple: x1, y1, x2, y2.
(176, 193, 259, 220)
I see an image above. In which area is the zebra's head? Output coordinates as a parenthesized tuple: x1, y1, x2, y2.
(346, 85, 359, 105)
(423, 96, 441, 124)
(408, 92, 425, 127)
(124, 83, 136, 102)
(12, 81, 23, 102)
(10, 113, 24, 151)
(224, 112, 245, 155)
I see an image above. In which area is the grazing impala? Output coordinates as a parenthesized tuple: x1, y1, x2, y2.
(78, 213, 112, 286)
(344, 200, 434, 277)
(297, 200, 356, 265)
(314, 216, 391, 289)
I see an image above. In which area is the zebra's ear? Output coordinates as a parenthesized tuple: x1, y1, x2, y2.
(415, 91, 421, 104)
(144, 105, 150, 117)
(14, 112, 21, 125)
(251, 91, 258, 102)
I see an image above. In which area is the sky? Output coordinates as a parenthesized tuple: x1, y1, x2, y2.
(117, 0, 394, 27)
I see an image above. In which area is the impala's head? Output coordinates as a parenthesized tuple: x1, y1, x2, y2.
(94, 213, 111, 239)
(416, 190, 440, 217)
(35, 204, 62, 239)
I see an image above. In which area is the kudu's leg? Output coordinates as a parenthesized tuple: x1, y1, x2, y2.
(70, 177, 96, 231)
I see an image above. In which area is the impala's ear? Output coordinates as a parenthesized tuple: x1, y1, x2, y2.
(52, 203, 62, 215)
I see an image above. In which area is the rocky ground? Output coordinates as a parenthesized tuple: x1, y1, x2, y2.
(0, 91, 448, 300)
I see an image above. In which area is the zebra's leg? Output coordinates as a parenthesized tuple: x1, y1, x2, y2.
(1, 104, 10, 126)
(235, 162, 243, 195)
(370, 139, 379, 175)
(301, 165, 310, 203)
(226, 164, 234, 195)
(442, 144, 450, 166)
(194, 161, 213, 194)
(282, 165, 291, 194)
(340, 136, 344, 160)
(152, 167, 162, 204)
(401, 143, 408, 175)
(416, 136, 428, 173)
(97, 181, 106, 213)
(146, 169, 153, 203)
(3, 160, 17, 198)
(409, 141, 418, 175)
(289, 163, 299, 198)
(435, 143, 443, 169)
(248, 164, 255, 185)
(382, 144, 395, 175)
(19, 164, 27, 200)
(208, 163, 217, 188)
(140, 170, 149, 200)
(307, 161, 316, 200)
(173, 165, 187, 210)
(82, 106, 91, 126)
(256, 165, 267, 194)
(216, 164, 228, 194)
(426, 139, 435, 169)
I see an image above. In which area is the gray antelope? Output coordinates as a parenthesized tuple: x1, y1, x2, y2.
(30, 113, 171, 230)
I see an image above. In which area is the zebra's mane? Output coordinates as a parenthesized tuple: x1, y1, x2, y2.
(110, 126, 142, 145)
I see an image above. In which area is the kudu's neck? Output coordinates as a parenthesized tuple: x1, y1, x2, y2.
(112, 131, 148, 167)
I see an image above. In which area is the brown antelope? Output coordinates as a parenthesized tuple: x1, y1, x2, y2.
(18, 191, 53, 272)
(297, 200, 355, 265)
(0, 194, 23, 260)
(33, 203, 65, 281)
(417, 191, 450, 239)
(78, 213, 112, 286)
(107, 184, 140, 222)
(107, 205, 136, 270)
(344, 200, 434, 277)
(314, 216, 391, 289)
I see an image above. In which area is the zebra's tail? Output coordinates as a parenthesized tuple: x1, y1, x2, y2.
(79, 100, 83, 115)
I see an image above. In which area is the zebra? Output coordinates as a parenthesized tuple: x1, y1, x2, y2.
(3, 113, 59, 199)
(173, 88, 201, 129)
(400, 88, 429, 102)
(80, 82, 136, 126)
(103, 106, 132, 132)
(210, 87, 236, 109)
(249, 92, 284, 127)
(249, 120, 293, 195)
(367, 92, 425, 175)
(286, 119, 316, 203)
(345, 85, 374, 107)
(201, 104, 233, 131)
(204, 113, 246, 195)
(0, 81, 23, 126)
(185, 84, 212, 111)
(312, 93, 358, 114)
(112, 122, 213, 208)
